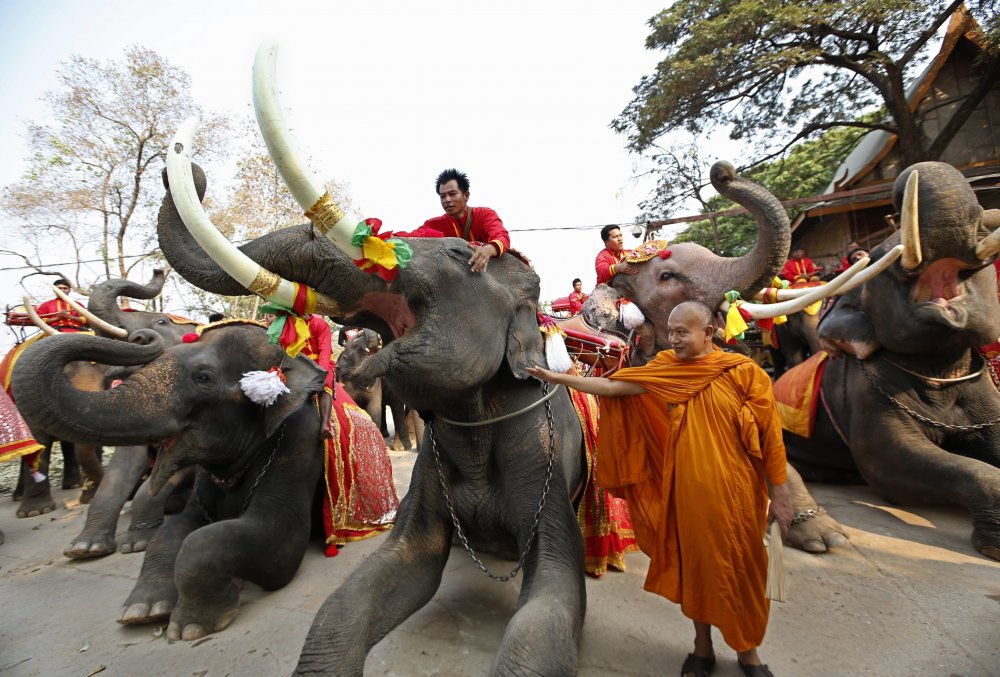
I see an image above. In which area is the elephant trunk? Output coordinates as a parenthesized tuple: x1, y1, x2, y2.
(86, 269, 168, 335)
(10, 333, 178, 445)
(708, 161, 791, 298)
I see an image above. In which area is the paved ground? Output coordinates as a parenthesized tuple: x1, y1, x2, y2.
(1, 449, 999, 677)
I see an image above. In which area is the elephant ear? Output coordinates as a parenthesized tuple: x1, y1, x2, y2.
(506, 300, 546, 378)
(263, 354, 327, 438)
(817, 292, 880, 360)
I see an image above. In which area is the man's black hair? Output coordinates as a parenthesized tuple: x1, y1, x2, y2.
(208, 312, 225, 323)
(53, 278, 71, 288)
(600, 224, 620, 243)
(572, 278, 581, 286)
(436, 168, 470, 194)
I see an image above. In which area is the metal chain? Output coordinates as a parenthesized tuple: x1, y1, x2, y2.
(194, 423, 286, 524)
(791, 506, 826, 525)
(428, 386, 556, 582)
(858, 360, 1000, 432)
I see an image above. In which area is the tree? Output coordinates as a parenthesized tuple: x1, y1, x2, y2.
(0, 45, 228, 294)
(613, 1, 1000, 169)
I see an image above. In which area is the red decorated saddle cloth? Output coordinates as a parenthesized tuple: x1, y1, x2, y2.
(774, 351, 829, 438)
(321, 382, 400, 556)
(554, 314, 631, 374)
(0, 335, 44, 465)
(569, 388, 639, 577)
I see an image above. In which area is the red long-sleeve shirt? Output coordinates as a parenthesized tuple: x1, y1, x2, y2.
(299, 314, 335, 392)
(595, 248, 629, 285)
(780, 257, 819, 283)
(405, 207, 510, 255)
(35, 297, 88, 332)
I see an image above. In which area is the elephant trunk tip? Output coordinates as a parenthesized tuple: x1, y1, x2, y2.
(710, 161, 736, 188)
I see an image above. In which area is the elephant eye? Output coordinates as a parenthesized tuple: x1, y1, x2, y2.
(659, 271, 675, 281)
(191, 370, 214, 386)
(156, 318, 168, 326)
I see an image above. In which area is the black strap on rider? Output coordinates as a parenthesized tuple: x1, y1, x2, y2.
(461, 209, 474, 241)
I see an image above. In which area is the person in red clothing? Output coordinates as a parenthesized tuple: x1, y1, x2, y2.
(780, 248, 823, 283)
(595, 224, 638, 285)
(409, 168, 510, 273)
(568, 278, 588, 315)
(35, 278, 88, 332)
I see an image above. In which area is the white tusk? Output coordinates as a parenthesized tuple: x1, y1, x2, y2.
(900, 170, 922, 270)
(751, 245, 904, 301)
(166, 117, 342, 316)
(24, 296, 58, 336)
(975, 210, 1000, 260)
(252, 42, 361, 258)
(51, 286, 128, 338)
(723, 256, 870, 319)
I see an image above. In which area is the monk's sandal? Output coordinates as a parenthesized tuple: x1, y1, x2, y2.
(791, 506, 826, 525)
(681, 653, 715, 677)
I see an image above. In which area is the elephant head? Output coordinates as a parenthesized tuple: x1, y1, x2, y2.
(85, 269, 199, 343)
(10, 323, 327, 494)
(819, 162, 1000, 359)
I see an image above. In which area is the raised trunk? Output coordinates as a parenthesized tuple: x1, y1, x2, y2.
(156, 165, 386, 315)
(86, 270, 168, 335)
(708, 161, 792, 298)
(10, 333, 177, 445)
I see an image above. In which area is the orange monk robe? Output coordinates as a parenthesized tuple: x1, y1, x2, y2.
(596, 345, 787, 652)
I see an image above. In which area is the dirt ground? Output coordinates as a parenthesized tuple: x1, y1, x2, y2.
(1, 449, 999, 677)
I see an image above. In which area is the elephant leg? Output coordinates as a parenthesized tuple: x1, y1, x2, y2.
(65, 445, 149, 559)
(121, 466, 197, 554)
(295, 462, 452, 676)
(389, 399, 411, 450)
(165, 496, 312, 641)
(16, 447, 55, 518)
(784, 463, 849, 554)
(60, 441, 82, 489)
(491, 496, 586, 676)
(76, 444, 104, 504)
(853, 436, 1000, 561)
(118, 500, 207, 625)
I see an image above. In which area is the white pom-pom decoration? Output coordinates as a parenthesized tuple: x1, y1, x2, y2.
(240, 369, 291, 406)
(619, 299, 646, 331)
(544, 331, 574, 373)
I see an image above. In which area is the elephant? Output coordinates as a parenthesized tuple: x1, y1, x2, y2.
(155, 94, 806, 672)
(10, 322, 331, 639)
(771, 308, 822, 376)
(336, 328, 417, 450)
(782, 161, 1000, 561)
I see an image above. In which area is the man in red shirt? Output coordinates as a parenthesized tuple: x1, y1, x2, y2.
(35, 278, 88, 332)
(595, 225, 638, 285)
(780, 247, 823, 283)
(411, 168, 510, 273)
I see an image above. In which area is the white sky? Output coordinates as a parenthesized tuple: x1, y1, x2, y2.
(0, 0, 730, 351)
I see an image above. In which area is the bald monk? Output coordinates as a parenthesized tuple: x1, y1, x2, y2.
(528, 301, 792, 677)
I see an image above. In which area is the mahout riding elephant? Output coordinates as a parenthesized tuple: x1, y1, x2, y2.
(336, 328, 417, 450)
(154, 84, 810, 671)
(782, 161, 1000, 561)
(61, 269, 200, 559)
(10, 322, 332, 639)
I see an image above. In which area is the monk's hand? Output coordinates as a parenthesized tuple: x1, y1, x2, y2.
(769, 483, 793, 542)
(469, 244, 495, 273)
(526, 365, 556, 383)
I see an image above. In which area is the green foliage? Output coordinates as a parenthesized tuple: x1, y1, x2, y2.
(614, 1, 998, 167)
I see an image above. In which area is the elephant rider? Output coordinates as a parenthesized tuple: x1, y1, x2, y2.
(528, 301, 792, 677)
(403, 168, 510, 273)
(568, 278, 588, 315)
(595, 224, 638, 285)
(780, 247, 823, 283)
(35, 278, 88, 332)
(261, 306, 335, 439)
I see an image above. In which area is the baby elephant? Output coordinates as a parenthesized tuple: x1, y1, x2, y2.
(11, 322, 330, 639)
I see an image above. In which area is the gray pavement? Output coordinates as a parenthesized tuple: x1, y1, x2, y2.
(1, 449, 999, 676)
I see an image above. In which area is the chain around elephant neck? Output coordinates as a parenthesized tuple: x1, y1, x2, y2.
(194, 423, 286, 523)
(858, 360, 1000, 432)
(434, 383, 563, 427)
(428, 387, 556, 582)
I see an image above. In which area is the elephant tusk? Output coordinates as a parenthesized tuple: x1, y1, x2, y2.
(166, 117, 343, 316)
(900, 170, 922, 270)
(751, 245, 904, 302)
(24, 296, 59, 336)
(252, 42, 362, 259)
(724, 256, 870, 319)
(974, 209, 1000, 260)
(51, 286, 129, 338)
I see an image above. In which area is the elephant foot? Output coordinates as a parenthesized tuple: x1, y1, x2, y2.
(971, 526, 1000, 562)
(165, 587, 240, 640)
(118, 523, 162, 554)
(786, 510, 849, 554)
(118, 580, 178, 625)
(64, 531, 116, 559)
(16, 496, 56, 518)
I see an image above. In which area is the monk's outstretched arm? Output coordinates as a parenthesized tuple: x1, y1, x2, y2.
(526, 366, 647, 398)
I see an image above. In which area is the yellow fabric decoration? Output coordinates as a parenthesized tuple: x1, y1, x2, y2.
(283, 314, 311, 358)
(803, 300, 822, 316)
(723, 294, 749, 343)
(358, 236, 400, 273)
